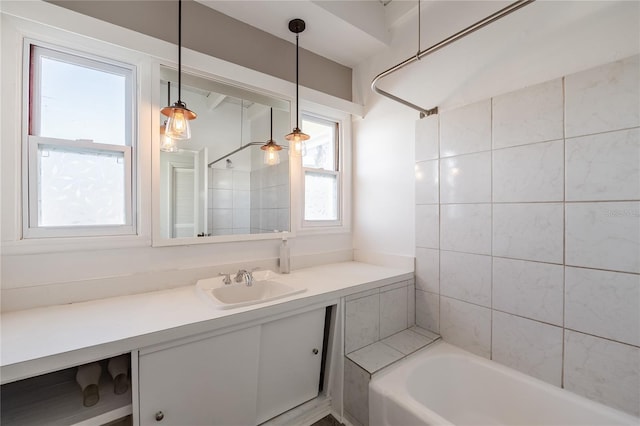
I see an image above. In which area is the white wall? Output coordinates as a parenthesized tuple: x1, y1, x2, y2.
(352, 0, 640, 258)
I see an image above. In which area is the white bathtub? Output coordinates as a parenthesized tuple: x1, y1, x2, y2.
(369, 341, 638, 426)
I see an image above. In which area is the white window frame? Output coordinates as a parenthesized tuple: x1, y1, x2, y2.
(301, 113, 343, 228)
(22, 40, 137, 239)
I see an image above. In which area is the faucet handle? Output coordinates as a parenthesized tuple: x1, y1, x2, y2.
(218, 272, 232, 285)
(234, 269, 246, 283)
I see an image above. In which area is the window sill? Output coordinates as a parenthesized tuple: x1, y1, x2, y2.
(295, 225, 351, 237)
(1, 235, 150, 255)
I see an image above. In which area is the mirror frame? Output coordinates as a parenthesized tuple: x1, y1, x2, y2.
(151, 62, 298, 247)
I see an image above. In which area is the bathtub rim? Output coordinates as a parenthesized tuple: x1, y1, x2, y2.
(369, 340, 640, 425)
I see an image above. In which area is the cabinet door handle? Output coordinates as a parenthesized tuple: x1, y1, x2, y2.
(155, 411, 165, 421)
(312, 348, 319, 355)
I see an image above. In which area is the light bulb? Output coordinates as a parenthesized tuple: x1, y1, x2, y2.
(285, 127, 309, 157)
(264, 146, 280, 165)
(166, 108, 191, 140)
(261, 140, 282, 166)
(160, 124, 178, 152)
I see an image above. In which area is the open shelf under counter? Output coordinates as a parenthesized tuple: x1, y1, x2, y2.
(1, 360, 132, 426)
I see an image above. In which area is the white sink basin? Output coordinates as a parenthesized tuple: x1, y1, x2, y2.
(196, 270, 305, 309)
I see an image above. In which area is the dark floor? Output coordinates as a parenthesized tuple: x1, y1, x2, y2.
(311, 414, 344, 426)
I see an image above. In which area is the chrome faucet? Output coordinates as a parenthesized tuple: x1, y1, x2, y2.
(234, 269, 254, 287)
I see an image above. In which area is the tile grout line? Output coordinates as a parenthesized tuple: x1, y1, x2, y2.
(561, 74, 567, 390)
(490, 93, 494, 361)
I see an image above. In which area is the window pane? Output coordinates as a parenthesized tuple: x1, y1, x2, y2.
(38, 145, 126, 226)
(304, 172, 338, 221)
(37, 54, 128, 145)
(302, 118, 336, 171)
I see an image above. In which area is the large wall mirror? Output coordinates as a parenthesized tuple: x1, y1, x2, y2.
(158, 67, 291, 240)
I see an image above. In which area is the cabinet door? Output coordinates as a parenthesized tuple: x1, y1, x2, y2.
(139, 326, 260, 426)
(256, 308, 326, 424)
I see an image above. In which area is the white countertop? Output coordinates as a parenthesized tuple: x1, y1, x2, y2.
(1, 261, 412, 384)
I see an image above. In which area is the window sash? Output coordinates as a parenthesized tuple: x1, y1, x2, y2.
(25, 136, 134, 238)
(29, 44, 135, 146)
(301, 114, 339, 172)
(302, 168, 341, 227)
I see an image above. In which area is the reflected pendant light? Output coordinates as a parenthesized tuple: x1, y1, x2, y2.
(160, 81, 178, 152)
(261, 108, 282, 165)
(161, 0, 196, 140)
(284, 18, 309, 156)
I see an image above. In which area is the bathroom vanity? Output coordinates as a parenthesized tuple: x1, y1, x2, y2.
(0, 262, 412, 426)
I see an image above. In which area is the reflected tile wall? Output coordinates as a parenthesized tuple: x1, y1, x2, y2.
(414, 55, 640, 416)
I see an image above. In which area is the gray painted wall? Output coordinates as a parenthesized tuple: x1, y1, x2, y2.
(46, 0, 352, 101)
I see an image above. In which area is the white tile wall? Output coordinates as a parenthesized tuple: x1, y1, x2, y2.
(492, 257, 563, 326)
(493, 140, 564, 202)
(440, 204, 492, 255)
(440, 251, 491, 307)
(493, 203, 564, 264)
(440, 152, 492, 204)
(415, 247, 439, 293)
(565, 267, 640, 347)
(565, 55, 640, 138)
(407, 283, 416, 327)
(492, 311, 563, 386)
(440, 296, 491, 358)
(564, 330, 640, 417)
(415, 289, 439, 333)
(414, 55, 640, 416)
(565, 201, 640, 273)
(415, 115, 439, 161)
(492, 78, 564, 149)
(345, 281, 415, 354)
(415, 160, 439, 205)
(566, 128, 640, 201)
(380, 286, 408, 339)
(440, 99, 492, 157)
(345, 293, 379, 354)
(415, 205, 439, 249)
(343, 358, 369, 426)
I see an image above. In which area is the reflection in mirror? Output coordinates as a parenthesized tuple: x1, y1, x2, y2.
(159, 67, 291, 239)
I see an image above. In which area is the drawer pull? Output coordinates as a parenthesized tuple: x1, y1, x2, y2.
(155, 411, 165, 421)
(312, 348, 319, 355)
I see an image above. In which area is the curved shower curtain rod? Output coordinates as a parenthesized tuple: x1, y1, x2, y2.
(371, 0, 535, 118)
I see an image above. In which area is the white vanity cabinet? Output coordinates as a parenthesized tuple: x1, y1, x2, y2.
(138, 326, 261, 426)
(138, 307, 327, 426)
(257, 307, 326, 424)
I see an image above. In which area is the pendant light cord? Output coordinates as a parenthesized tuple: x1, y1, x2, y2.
(295, 34, 299, 129)
(417, 0, 421, 59)
(178, 0, 182, 103)
(270, 108, 273, 140)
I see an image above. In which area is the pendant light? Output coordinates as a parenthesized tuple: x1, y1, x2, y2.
(285, 18, 309, 156)
(160, 82, 178, 152)
(161, 0, 196, 140)
(261, 108, 282, 165)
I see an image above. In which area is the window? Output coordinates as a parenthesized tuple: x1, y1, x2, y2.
(24, 43, 136, 238)
(302, 115, 340, 225)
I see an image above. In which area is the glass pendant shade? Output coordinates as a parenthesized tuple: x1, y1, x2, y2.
(285, 127, 310, 156)
(162, 101, 196, 140)
(159, 124, 178, 152)
(261, 140, 282, 166)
